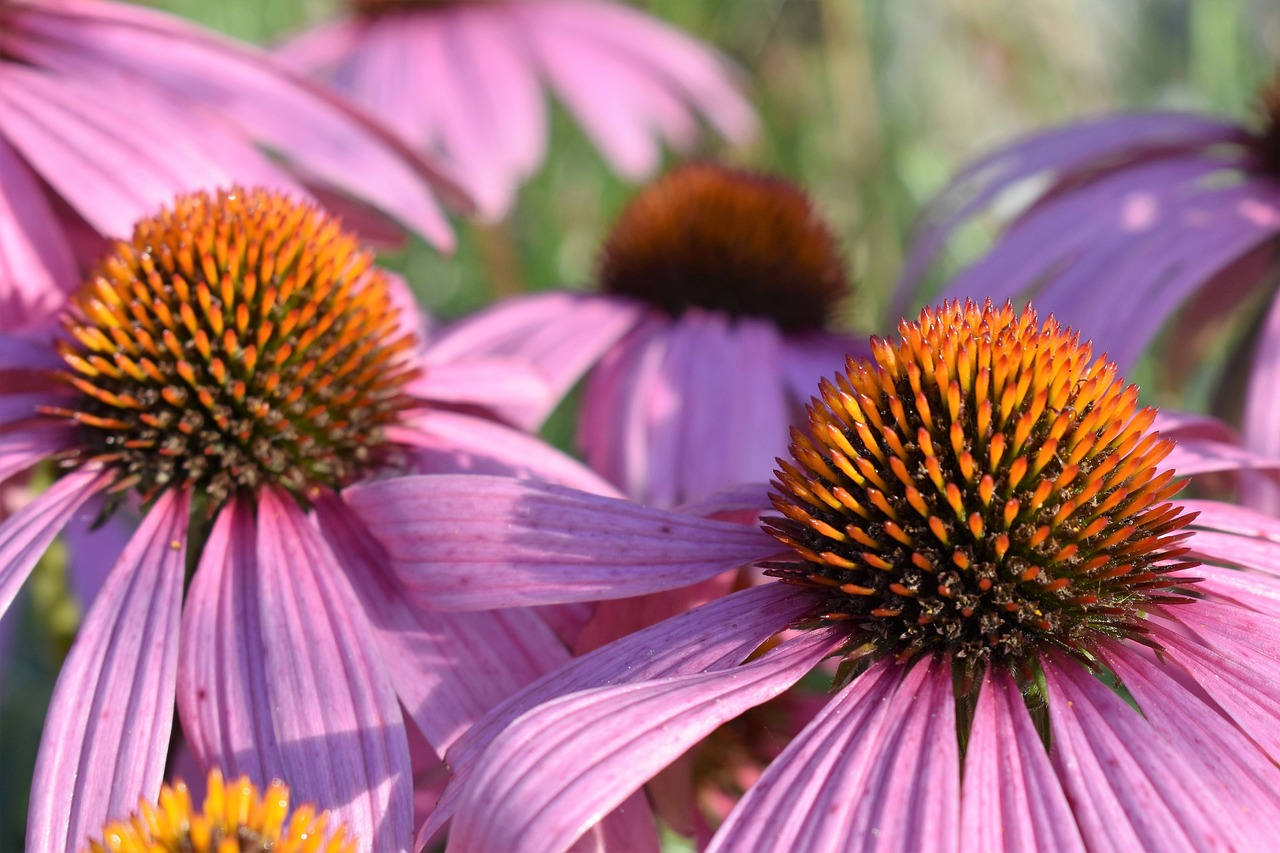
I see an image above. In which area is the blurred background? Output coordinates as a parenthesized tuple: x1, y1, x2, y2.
(3, 0, 1280, 844)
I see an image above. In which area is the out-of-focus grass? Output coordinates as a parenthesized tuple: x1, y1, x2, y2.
(2, 0, 1279, 846)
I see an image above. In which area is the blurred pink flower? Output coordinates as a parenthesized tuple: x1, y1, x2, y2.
(431, 163, 866, 507)
(896, 79, 1280, 510)
(279, 0, 757, 218)
(0, 187, 609, 852)
(0, 0, 464, 331)
(350, 301, 1280, 851)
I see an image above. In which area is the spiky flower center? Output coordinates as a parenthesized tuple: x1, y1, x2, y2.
(50, 187, 417, 507)
(765, 301, 1196, 668)
(597, 163, 849, 332)
(84, 769, 355, 853)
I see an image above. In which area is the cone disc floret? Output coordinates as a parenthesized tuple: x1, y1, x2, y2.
(765, 301, 1197, 669)
(597, 163, 849, 331)
(50, 187, 418, 507)
(84, 769, 355, 853)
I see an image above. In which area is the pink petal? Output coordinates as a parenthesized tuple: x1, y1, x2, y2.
(711, 656, 958, 853)
(1243, 287, 1280, 511)
(0, 466, 108, 619)
(450, 629, 843, 852)
(9, 0, 460, 245)
(182, 490, 412, 851)
(313, 494, 571, 754)
(407, 357, 552, 429)
(343, 474, 777, 609)
(1043, 653, 1251, 849)
(423, 292, 643, 433)
(421, 583, 815, 847)
(0, 132, 75, 327)
(960, 667, 1083, 853)
(0, 425, 74, 482)
(177, 496, 277, 785)
(27, 489, 188, 853)
(393, 410, 620, 495)
(1101, 639, 1280, 835)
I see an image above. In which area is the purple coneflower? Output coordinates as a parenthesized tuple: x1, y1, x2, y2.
(430, 162, 864, 507)
(0, 0, 461, 330)
(350, 301, 1280, 850)
(86, 768, 355, 853)
(895, 73, 1280, 512)
(278, 0, 757, 218)
(0, 186, 612, 852)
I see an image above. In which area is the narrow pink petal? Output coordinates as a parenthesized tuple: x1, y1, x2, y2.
(1101, 639, 1280, 837)
(1153, 410, 1239, 443)
(421, 583, 815, 846)
(11, 1, 459, 245)
(393, 410, 621, 495)
(0, 425, 73, 482)
(450, 629, 844, 852)
(407, 357, 552, 428)
(1186, 528, 1280, 577)
(0, 466, 108, 619)
(177, 496, 277, 785)
(711, 656, 957, 853)
(1193, 564, 1280, 618)
(1181, 497, 1280, 541)
(273, 19, 360, 71)
(27, 489, 189, 853)
(423, 292, 643, 432)
(532, 0, 757, 143)
(313, 495, 571, 754)
(1043, 653, 1247, 850)
(960, 667, 1083, 853)
(250, 490, 412, 852)
(343, 474, 777, 609)
(1148, 607, 1280, 761)
(1161, 435, 1280, 478)
(0, 133, 75, 326)
(1244, 288, 1280, 512)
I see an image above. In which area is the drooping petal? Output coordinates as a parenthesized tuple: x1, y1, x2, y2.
(1101, 639, 1280, 837)
(183, 489, 412, 851)
(392, 411, 621, 496)
(0, 466, 108, 619)
(0, 132, 76, 326)
(711, 656, 958, 853)
(449, 629, 843, 853)
(344, 474, 777, 609)
(422, 292, 644, 432)
(895, 113, 1244, 315)
(313, 494, 571, 754)
(177, 496, 276, 785)
(27, 489, 188, 853)
(1043, 653, 1251, 850)
(421, 583, 815, 846)
(960, 666, 1083, 853)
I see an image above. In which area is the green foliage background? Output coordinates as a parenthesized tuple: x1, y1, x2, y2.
(3, 0, 1279, 845)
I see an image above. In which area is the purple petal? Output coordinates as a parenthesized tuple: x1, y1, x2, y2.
(1101, 638, 1280, 836)
(1243, 288, 1280, 512)
(0, 425, 73, 482)
(313, 494, 571, 754)
(1043, 652, 1252, 849)
(27, 489, 189, 853)
(423, 292, 643, 432)
(0, 466, 108, 619)
(0, 328, 63, 372)
(895, 113, 1245, 315)
(449, 629, 843, 852)
(393, 410, 621, 496)
(711, 656, 958, 853)
(421, 583, 816, 847)
(343, 474, 777, 609)
(960, 667, 1082, 853)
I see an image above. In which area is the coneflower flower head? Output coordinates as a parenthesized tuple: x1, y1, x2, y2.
(48, 187, 417, 506)
(767, 301, 1194, 678)
(85, 769, 354, 853)
(376, 300, 1280, 851)
(598, 163, 849, 332)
